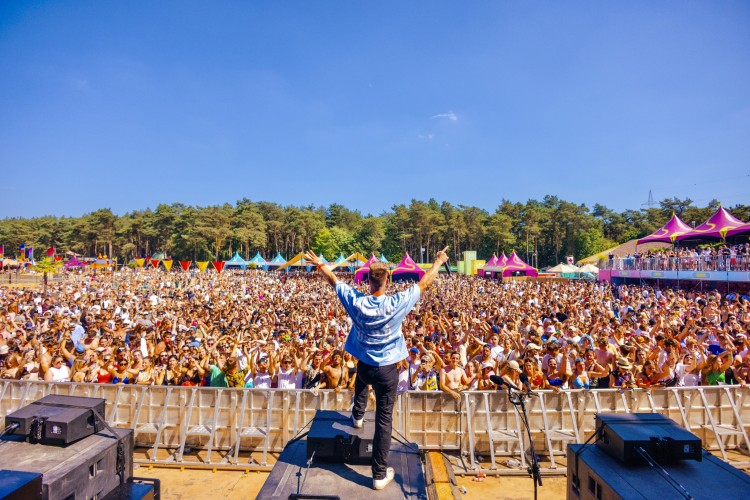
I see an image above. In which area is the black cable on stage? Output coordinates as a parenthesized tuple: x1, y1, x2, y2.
(0, 422, 19, 439)
(635, 447, 693, 500)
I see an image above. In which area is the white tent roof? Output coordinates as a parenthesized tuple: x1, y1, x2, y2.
(546, 263, 580, 274)
(579, 263, 599, 273)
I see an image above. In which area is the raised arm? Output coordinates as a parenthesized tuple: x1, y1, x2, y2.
(418, 247, 450, 294)
(305, 250, 338, 288)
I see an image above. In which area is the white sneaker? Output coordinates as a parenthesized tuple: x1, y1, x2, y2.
(352, 415, 364, 429)
(373, 467, 395, 490)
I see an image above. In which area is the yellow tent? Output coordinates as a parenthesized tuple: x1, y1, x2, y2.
(276, 252, 308, 271)
(327, 252, 369, 271)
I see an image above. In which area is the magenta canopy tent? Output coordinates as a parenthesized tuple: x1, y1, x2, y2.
(673, 206, 745, 242)
(391, 253, 425, 282)
(478, 254, 499, 277)
(354, 254, 379, 284)
(64, 256, 86, 268)
(482, 252, 508, 274)
(501, 252, 538, 277)
(637, 213, 693, 245)
(726, 222, 750, 239)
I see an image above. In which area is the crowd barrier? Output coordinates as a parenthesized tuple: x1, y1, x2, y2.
(601, 255, 749, 273)
(0, 381, 748, 472)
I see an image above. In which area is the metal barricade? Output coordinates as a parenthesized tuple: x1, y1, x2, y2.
(0, 381, 748, 471)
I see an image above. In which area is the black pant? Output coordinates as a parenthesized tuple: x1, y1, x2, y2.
(352, 360, 398, 480)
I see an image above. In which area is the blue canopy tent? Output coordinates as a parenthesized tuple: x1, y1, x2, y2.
(268, 253, 287, 271)
(378, 254, 389, 263)
(247, 252, 267, 270)
(224, 252, 249, 270)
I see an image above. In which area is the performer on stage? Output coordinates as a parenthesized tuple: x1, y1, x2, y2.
(305, 247, 449, 490)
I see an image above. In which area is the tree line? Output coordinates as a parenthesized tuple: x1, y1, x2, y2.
(0, 196, 747, 267)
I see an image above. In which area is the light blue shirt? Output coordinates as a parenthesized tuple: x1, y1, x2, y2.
(336, 282, 421, 367)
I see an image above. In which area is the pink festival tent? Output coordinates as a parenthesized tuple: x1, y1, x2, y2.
(727, 222, 750, 239)
(64, 256, 86, 269)
(477, 254, 499, 277)
(636, 213, 693, 245)
(391, 253, 425, 282)
(481, 253, 508, 275)
(500, 252, 538, 277)
(674, 206, 745, 242)
(354, 254, 379, 284)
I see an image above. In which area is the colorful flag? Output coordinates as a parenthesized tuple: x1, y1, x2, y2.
(179, 260, 191, 271)
(212, 261, 225, 273)
(162, 259, 173, 271)
(27, 247, 33, 259)
(0, 245, 4, 258)
(47, 246, 55, 257)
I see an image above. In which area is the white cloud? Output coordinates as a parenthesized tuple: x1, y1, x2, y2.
(431, 111, 457, 122)
(418, 133, 434, 140)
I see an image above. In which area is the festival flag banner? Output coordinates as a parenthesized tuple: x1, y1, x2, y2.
(162, 259, 173, 271)
(0, 245, 4, 258)
(54, 256, 62, 262)
(196, 261, 209, 273)
(135, 258, 146, 268)
(47, 247, 55, 257)
(179, 260, 192, 271)
(212, 261, 225, 273)
(27, 247, 33, 260)
(150, 259, 160, 269)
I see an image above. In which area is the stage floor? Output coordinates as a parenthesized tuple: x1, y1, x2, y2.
(256, 439, 427, 499)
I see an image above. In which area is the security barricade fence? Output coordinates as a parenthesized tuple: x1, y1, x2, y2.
(0, 381, 748, 473)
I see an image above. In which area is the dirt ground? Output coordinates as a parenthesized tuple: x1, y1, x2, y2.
(134, 465, 568, 500)
(134, 448, 749, 500)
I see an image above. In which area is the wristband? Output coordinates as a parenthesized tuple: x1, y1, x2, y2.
(316, 263, 326, 269)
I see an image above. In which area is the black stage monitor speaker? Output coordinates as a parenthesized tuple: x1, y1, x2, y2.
(5, 395, 106, 445)
(306, 410, 375, 463)
(0, 428, 134, 500)
(0, 470, 42, 500)
(568, 444, 750, 500)
(595, 413, 702, 464)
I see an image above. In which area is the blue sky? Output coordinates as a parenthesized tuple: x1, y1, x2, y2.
(1, 1, 748, 218)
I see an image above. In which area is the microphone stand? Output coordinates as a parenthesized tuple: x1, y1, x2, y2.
(506, 387, 542, 500)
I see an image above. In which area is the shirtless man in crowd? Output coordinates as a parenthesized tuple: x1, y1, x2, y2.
(440, 350, 470, 400)
(321, 349, 348, 391)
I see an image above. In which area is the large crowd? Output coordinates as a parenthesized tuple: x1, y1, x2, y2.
(1, 267, 749, 395)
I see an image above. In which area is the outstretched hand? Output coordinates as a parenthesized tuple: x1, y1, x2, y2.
(304, 250, 321, 267)
(434, 246, 450, 266)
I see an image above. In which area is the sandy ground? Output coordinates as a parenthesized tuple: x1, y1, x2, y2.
(134, 448, 749, 500)
(134, 464, 568, 500)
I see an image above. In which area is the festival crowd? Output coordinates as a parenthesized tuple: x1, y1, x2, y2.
(1, 267, 749, 395)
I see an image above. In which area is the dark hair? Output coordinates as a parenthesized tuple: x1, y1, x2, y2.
(369, 262, 390, 289)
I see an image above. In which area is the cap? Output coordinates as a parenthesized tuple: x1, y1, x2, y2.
(545, 325, 555, 333)
(481, 361, 494, 370)
(409, 347, 419, 353)
(526, 343, 541, 350)
(507, 360, 521, 372)
(0, 345, 8, 355)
